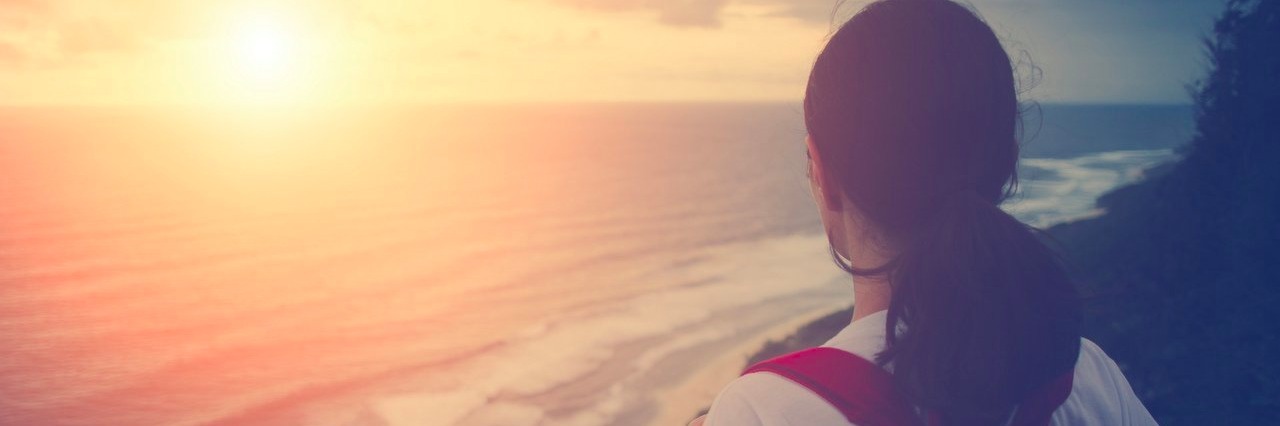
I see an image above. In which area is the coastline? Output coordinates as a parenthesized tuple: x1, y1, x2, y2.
(663, 305, 854, 425)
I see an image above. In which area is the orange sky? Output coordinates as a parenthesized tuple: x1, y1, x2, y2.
(0, 0, 1222, 105)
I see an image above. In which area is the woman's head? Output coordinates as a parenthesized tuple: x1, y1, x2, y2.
(806, 0, 1018, 252)
(804, 0, 1081, 424)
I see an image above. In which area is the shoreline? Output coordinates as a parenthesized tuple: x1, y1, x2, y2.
(658, 305, 854, 425)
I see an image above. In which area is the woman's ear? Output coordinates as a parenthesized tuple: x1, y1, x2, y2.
(806, 135, 844, 212)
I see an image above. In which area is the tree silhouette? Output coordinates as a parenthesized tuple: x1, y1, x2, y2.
(1048, 1, 1280, 423)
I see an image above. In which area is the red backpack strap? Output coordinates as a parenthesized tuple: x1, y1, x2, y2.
(741, 347, 921, 426)
(742, 347, 1076, 426)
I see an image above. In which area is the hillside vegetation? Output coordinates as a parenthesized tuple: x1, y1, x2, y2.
(1047, 1, 1280, 423)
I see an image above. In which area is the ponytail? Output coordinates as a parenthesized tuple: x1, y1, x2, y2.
(871, 190, 1081, 424)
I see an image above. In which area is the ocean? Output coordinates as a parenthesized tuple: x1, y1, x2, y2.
(0, 103, 1192, 425)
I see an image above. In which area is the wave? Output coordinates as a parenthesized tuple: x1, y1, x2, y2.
(368, 233, 846, 426)
(1007, 149, 1176, 227)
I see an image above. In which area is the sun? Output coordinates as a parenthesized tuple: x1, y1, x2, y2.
(237, 20, 293, 80)
(215, 10, 312, 105)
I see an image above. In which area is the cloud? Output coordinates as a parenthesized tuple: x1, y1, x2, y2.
(0, 0, 51, 31)
(0, 42, 30, 67)
(535, 0, 864, 27)
(745, 0, 854, 24)
(542, 0, 730, 27)
(655, 0, 728, 26)
(0, 0, 292, 69)
(58, 20, 143, 55)
(0, 0, 51, 15)
(0, 2, 151, 68)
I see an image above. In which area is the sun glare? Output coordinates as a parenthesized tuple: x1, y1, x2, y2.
(215, 10, 313, 105)
(238, 21, 293, 80)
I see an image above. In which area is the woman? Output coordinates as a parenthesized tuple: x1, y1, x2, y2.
(694, 0, 1157, 425)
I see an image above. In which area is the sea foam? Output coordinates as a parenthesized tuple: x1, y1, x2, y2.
(1008, 149, 1175, 227)
(371, 233, 845, 425)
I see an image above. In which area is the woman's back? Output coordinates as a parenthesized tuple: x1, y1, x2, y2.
(704, 311, 1156, 425)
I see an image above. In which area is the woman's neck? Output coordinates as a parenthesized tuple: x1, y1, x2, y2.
(851, 274, 892, 322)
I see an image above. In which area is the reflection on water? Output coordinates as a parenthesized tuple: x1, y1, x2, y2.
(0, 104, 1190, 425)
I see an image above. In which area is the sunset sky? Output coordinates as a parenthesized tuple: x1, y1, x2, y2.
(0, 0, 1224, 105)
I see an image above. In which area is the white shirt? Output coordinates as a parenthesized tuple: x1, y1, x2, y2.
(704, 310, 1158, 425)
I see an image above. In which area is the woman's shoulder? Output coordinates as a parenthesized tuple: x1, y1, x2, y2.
(704, 313, 884, 426)
(1072, 337, 1138, 395)
(1050, 338, 1158, 425)
(705, 338, 1158, 426)
(703, 368, 849, 426)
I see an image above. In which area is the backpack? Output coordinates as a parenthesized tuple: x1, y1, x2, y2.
(742, 347, 1074, 426)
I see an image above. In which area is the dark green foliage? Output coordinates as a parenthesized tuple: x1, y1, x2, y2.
(745, 307, 854, 367)
(1047, 1, 1280, 423)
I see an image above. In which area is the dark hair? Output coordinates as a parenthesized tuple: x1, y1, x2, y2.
(804, 0, 1081, 424)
